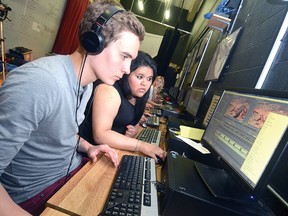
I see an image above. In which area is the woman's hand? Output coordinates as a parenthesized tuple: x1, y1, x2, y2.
(125, 125, 138, 138)
(137, 141, 166, 164)
(145, 102, 154, 110)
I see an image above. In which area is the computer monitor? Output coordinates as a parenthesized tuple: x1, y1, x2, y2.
(172, 87, 179, 100)
(177, 88, 186, 104)
(183, 87, 192, 108)
(185, 87, 205, 119)
(198, 88, 288, 203)
(168, 87, 175, 97)
(204, 27, 242, 82)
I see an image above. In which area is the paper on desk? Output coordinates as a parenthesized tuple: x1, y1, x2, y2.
(176, 135, 210, 154)
(179, 125, 205, 141)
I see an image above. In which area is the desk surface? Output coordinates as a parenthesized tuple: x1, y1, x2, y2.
(41, 120, 167, 216)
(41, 207, 70, 216)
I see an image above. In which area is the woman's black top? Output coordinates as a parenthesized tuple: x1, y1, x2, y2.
(79, 81, 136, 145)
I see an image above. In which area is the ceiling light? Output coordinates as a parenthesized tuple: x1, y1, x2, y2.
(138, 0, 144, 11)
(164, 9, 170, 20)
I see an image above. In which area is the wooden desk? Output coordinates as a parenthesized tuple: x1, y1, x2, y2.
(41, 207, 70, 216)
(42, 119, 167, 216)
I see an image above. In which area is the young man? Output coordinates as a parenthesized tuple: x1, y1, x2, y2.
(0, 0, 145, 215)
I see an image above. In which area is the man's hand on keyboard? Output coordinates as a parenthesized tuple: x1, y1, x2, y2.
(86, 144, 119, 167)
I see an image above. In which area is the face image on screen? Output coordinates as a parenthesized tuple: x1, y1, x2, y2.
(204, 27, 242, 82)
(201, 89, 288, 200)
(186, 88, 205, 117)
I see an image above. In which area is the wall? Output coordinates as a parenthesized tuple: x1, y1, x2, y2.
(1, 0, 67, 59)
(189, 1, 288, 120)
(178, 1, 288, 215)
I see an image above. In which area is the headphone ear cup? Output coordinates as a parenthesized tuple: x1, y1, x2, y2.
(80, 30, 105, 55)
(80, 6, 124, 55)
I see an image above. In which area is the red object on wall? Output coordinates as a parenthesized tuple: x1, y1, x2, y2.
(52, 0, 89, 55)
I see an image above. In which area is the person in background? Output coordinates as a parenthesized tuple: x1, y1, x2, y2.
(79, 51, 166, 162)
(0, 0, 145, 215)
(147, 75, 165, 108)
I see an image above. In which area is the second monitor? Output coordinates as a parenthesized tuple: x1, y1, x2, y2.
(185, 87, 206, 123)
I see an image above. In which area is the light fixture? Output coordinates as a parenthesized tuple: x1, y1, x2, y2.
(164, 0, 172, 20)
(164, 9, 170, 20)
(138, 0, 144, 11)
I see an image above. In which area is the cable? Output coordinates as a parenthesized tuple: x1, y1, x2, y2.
(75, 52, 88, 126)
(65, 51, 88, 180)
(97, 200, 128, 216)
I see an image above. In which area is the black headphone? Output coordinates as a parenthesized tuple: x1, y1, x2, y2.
(80, 6, 124, 55)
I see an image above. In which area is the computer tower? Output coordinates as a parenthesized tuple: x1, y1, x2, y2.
(165, 130, 218, 167)
(162, 108, 179, 118)
(159, 153, 275, 216)
(167, 115, 199, 129)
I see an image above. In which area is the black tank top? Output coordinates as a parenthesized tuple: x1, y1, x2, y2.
(79, 81, 136, 145)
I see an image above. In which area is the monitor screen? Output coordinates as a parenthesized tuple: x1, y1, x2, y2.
(172, 87, 179, 100)
(168, 87, 175, 96)
(201, 88, 288, 202)
(186, 87, 205, 118)
(177, 88, 186, 104)
(183, 87, 192, 108)
(204, 27, 242, 82)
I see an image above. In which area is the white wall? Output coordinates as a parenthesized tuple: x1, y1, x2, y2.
(140, 32, 163, 58)
(2, 0, 67, 59)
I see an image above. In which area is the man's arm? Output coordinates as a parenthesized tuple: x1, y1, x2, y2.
(0, 184, 31, 216)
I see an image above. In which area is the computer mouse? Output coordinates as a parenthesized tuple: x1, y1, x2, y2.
(156, 155, 164, 165)
(141, 122, 147, 128)
(169, 127, 180, 134)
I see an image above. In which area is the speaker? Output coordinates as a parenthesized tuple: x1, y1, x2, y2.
(80, 6, 124, 55)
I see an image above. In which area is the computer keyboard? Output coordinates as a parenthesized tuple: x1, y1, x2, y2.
(136, 128, 161, 147)
(145, 115, 159, 127)
(150, 108, 162, 116)
(101, 155, 158, 216)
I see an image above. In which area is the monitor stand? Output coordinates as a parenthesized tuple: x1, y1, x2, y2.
(194, 161, 255, 205)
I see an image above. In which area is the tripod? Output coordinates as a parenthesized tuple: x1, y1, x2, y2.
(0, 2, 11, 81)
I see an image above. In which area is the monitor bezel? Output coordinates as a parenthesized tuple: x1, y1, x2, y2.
(201, 87, 288, 201)
(202, 91, 222, 128)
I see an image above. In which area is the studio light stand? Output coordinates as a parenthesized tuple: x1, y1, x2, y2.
(0, 1, 11, 81)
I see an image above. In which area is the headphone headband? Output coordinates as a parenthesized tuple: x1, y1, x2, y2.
(96, 6, 124, 27)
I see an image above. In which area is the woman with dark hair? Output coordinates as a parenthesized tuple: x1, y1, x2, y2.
(79, 51, 166, 162)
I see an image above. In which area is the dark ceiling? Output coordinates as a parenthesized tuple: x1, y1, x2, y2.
(120, 0, 199, 33)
